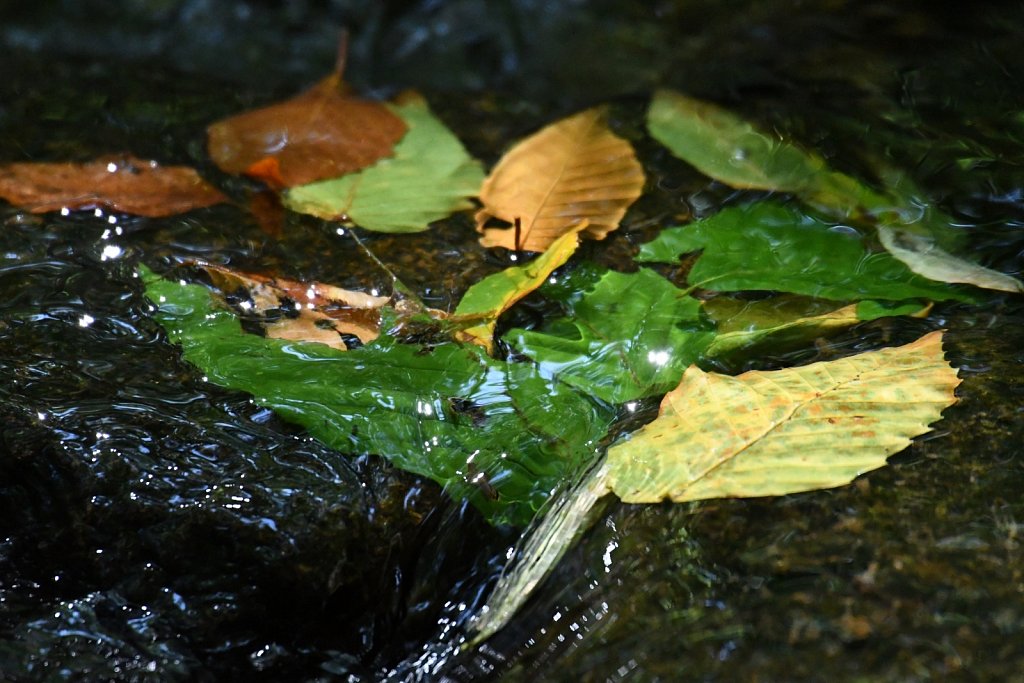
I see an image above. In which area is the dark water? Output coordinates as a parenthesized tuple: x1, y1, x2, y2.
(3, 1, 1024, 680)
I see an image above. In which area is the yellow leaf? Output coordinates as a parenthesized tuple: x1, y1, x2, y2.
(475, 106, 645, 252)
(607, 331, 960, 503)
(452, 225, 584, 353)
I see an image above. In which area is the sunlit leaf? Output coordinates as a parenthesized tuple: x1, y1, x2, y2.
(607, 331, 961, 502)
(878, 225, 1024, 294)
(475, 106, 645, 252)
(0, 155, 227, 217)
(453, 227, 583, 353)
(285, 94, 484, 233)
(206, 69, 407, 188)
(636, 202, 973, 302)
(142, 266, 611, 526)
(508, 268, 715, 403)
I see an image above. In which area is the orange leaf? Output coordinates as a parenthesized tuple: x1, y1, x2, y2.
(475, 106, 645, 252)
(0, 155, 227, 217)
(202, 264, 390, 351)
(206, 71, 407, 189)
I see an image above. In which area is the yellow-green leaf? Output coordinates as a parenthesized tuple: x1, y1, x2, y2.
(452, 226, 583, 353)
(607, 331, 960, 503)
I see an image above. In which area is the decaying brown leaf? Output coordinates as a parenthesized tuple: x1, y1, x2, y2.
(202, 264, 390, 350)
(475, 106, 644, 252)
(0, 155, 228, 217)
(207, 64, 407, 189)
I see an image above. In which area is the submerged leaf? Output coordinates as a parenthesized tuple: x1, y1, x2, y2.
(0, 155, 227, 217)
(200, 264, 390, 350)
(206, 70, 407, 188)
(142, 266, 611, 526)
(703, 298, 928, 361)
(509, 268, 714, 403)
(647, 89, 879, 216)
(475, 106, 645, 252)
(637, 202, 972, 302)
(878, 225, 1024, 293)
(607, 331, 961, 503)
(453, 227, 583, 353)
(285, 94, 484, 233)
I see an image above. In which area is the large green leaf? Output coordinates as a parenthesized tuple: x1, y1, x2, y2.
(508, 268, 715, 404)
(636, 201, 973, 302)
(142, 267, 609, 526)
(607, 331, 961, 502)
(284, 94, 484, 233)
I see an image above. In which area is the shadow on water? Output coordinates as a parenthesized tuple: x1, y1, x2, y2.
(2, 1, 1024, 680)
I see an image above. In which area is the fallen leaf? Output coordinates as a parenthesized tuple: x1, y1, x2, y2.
(285, 94, 484, 232)
(201, 263, 390, 350)
(606, 331, 960, 503)
(508, 267, 715, 403)
(0, 155, 227, 217)
(703, 299, 928, 361)
(475, 106, 645, 252)
(878, 225, 1024, 294)
(206, 69, 407, 188)
(636, 201, 973, 302)
(452, 226, 584, 353)
(142, 266, 612, 526)
(646, 89, 883, 217)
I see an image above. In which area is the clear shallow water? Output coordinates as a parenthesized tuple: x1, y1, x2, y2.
(2, 1, 1024, 680)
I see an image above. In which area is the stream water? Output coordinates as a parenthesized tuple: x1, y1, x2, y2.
(3, 1, 1024, 681)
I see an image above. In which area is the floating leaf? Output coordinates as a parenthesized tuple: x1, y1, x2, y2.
(0, 155, 227, 217)
(142, 266, 611, 526)
(475, 106, 645, 252)
(508, 268, 715, 403)
(206, 69, 407, 188)
(285, 94, 484, 233)
(647, 89, 880, 216)
(878, 225, 1024, 294)
(452, 227, 583, 353)
(606, 331, 961, 503)
(200, 264, 390, 350)
(636, 202, 972, 302)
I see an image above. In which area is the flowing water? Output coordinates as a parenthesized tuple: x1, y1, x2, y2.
(2, 1, 1024, 680)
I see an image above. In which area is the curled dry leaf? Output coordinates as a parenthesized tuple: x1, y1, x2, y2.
(475, 106, 644, 252)
(0, 154, 227, 217)
(206, 70, 407, 188)
(201, 264, 390, 350)
(607, 331, 961, 503)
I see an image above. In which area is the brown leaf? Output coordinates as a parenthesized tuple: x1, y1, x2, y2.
(206, 70, 408, 189)
(475, 106, 645, 252)
(0, 155, 228, 217)
(202, 264, 389, 350)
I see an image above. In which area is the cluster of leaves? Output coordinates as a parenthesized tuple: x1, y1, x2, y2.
(3, 65, 1006, 531)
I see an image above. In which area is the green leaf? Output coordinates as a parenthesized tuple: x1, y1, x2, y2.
(452, 228, 582, 353)
(607, 331, 961, 502)
(636, 201, 973, 302)
(702, 297, 928, 361)
(142, 266, 609, 526)
(878, 225, 1024, 293)
(647, 89, 886, 217)
(284, 94, 484, 233)
(508, 268, 715, 404)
